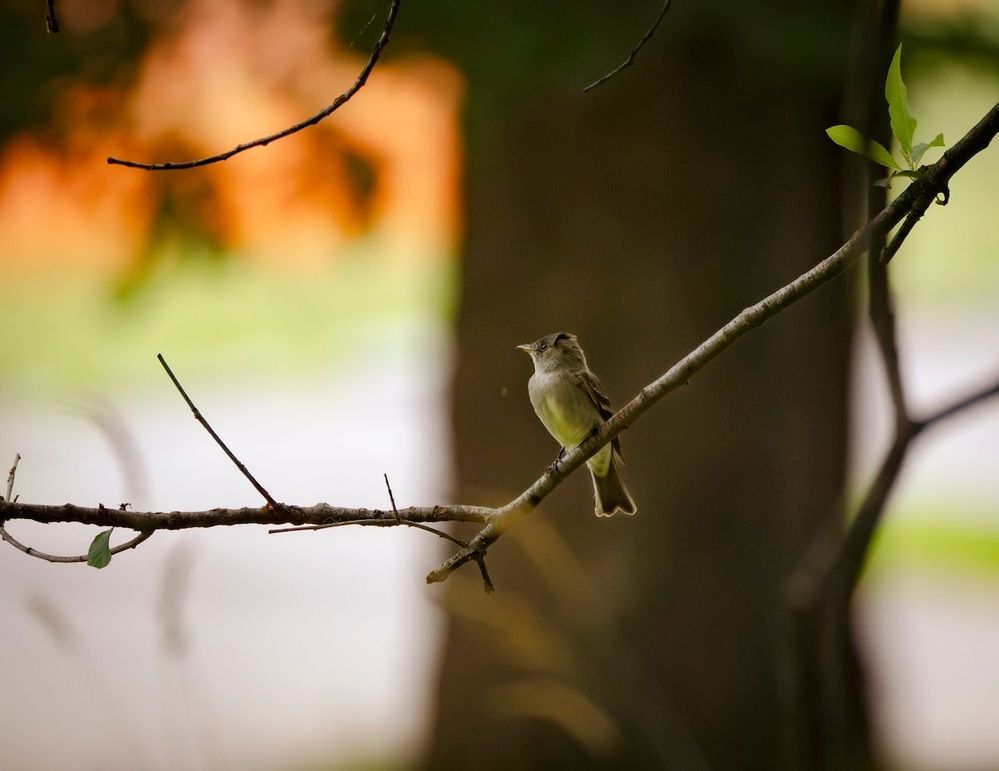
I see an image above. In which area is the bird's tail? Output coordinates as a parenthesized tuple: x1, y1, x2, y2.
(591, 458, 637, 517)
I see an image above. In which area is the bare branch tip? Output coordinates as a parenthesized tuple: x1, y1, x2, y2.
(583, 0, 673, 92)
(383, 472, 399, 517)
(108, 0, 403, 170)
(6, 453, 22, 503)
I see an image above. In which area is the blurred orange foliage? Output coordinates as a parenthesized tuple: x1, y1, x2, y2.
(0, 0, 463, 276)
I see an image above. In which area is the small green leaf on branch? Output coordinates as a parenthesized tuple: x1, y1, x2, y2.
(910, 133, 945, 167)
(826, 125, 900, 169)
(886, 44, 918, 163)
(87, 529, 114, 569)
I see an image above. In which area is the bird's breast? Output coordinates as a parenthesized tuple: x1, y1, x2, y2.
(528, 372, 599, 449)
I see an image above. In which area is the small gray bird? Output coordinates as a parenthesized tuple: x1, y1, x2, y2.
(518, 332, 637, 517)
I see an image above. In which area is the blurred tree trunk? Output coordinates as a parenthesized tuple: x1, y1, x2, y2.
(416, 3, 858, 768)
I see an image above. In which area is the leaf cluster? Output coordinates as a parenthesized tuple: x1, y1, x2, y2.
(827, 45, 945, 187)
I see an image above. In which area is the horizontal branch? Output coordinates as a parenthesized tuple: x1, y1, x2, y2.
(0, 501, 494, 529)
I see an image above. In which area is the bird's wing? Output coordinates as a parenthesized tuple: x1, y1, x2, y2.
(572, 369, 624, 459)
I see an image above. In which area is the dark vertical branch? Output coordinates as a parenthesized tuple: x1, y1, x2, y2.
(866, 0, 908, 430)
(44, 0, 60, 33)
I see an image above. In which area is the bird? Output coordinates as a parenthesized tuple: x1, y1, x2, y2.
(517, 332, 637, 517)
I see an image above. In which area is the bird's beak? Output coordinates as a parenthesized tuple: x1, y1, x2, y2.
(516, 343, 533, 353)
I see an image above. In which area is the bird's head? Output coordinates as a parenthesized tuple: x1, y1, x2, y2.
(517, 332, 586, 372)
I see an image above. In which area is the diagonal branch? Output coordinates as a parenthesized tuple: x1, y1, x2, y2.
(583, 0, 674, 93)
(821, 371, 999, 647)
(158, 353, 281, 509)
(269, 514, 496, 592)
(106, 0, 402, 171)
(427, 101, 999, 585)
(784, 371, 999, 768)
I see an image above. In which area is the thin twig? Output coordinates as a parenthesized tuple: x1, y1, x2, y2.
(5, 453, 20, 503)
(472, 553, 494, 593)
(583, 0, 673, 92)
(384, 472, 399, 516)
(920, 372, 999, 429)
(44, 0, 59, 33)
(269, 515, 494, 592)
(269, 517, 467, 548)
(0, 525, 152, 564)
(880, 200, 929, 264)
(382, 473, 488, 594)
(157, 353, 282, 509)
(106, 0, 402, 170)
(868, 257, 908, 426)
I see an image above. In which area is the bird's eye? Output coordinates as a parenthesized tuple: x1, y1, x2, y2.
(539, 343, 548, 351)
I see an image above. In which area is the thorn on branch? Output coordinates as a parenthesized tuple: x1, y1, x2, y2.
(106, 0, 402, 170)
(583, 0, 673, 92)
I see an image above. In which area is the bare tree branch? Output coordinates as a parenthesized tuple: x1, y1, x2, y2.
(0, 500, 493, 529)
(583, 0, 673, 93)
(783, 371, 999, 770)
(158, 353, 282, 509)
(868, 259, 908, 426)
(269, 474, 495, 592)
(0, 525, 152, 564)
(879, 183, 942, 264)
(106, 0, 402, 171)
(920, 374, 999, 430)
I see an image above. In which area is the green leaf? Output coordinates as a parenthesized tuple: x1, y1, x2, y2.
(87, 529, 113, 569)
(885, 44, 917, 164)
(910, 133, 945, 167)
(825, 125, 900, 169)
